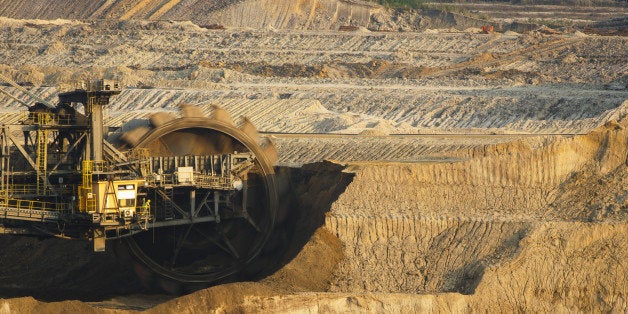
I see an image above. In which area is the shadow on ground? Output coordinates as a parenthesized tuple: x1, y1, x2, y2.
(0, 161, 353, 301)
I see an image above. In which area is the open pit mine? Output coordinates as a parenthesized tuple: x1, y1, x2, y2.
(0, 0, 626, 312)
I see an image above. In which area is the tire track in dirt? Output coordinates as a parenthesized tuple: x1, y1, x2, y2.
(424, 37, 583, 79)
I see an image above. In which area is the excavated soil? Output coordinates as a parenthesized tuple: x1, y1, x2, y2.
(0, 1, 627, 312)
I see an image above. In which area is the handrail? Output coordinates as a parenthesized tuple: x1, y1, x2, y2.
(0, 184, 73, 196)
(20, 112, 74, 126)
(0, 197, 69, 212)
(145, 172, 233, 190)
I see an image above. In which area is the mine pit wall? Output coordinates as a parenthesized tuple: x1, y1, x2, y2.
(214, 222, 626, 313)
(330, 120, 628, 221)
(470, 222, 627, 312)
(0, 0, 377, 30)
(0, 0, 536, 32)
(317, 120, 627, 311)
(326, 216, 531, 294)
(192, 0, 376, 30)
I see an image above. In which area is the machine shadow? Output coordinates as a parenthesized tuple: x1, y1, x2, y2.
(0, 161, 353, 301)
(0, 234, 147, 301)
(241, 161, 354, 283)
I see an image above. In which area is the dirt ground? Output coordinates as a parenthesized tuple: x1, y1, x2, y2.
(0, 0, 626, 312)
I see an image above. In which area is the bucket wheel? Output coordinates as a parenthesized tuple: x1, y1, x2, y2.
(116, 104, 278, 285)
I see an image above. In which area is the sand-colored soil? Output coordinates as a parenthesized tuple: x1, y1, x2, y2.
(0, 2, 626, 312)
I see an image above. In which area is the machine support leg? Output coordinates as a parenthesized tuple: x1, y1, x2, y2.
(190, 189, 196, 218)
(93, 228, 106, 252)
(214, 190, 220, 223)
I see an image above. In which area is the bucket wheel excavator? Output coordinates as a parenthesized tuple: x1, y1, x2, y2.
(0, 77, 278, 285)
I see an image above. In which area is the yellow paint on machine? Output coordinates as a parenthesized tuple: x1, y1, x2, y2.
(91, 179, 144, 214)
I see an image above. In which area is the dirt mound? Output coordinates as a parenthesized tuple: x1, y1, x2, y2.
(0, 297, 99, 313)
(261, 228, 344, 292)
(146, 282, 278, 313)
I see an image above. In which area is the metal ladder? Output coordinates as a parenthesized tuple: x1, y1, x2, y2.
(161, 186, 174, 220)
(35, 113, 50, 195)
(79, 160, 95, 212)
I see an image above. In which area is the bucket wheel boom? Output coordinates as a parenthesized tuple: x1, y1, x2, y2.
(117, 104, 278, 284)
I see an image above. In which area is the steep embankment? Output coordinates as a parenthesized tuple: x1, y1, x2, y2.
(0, 0, 379, 30)
(0, 0, 581, 32)
(315, 118, 628, 311)
(147, 221, 627, 312)
(0, 0, 236, 20)
(0, 0, 625, 31)
(173, 0, 377, 30)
